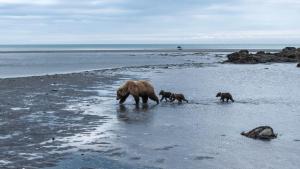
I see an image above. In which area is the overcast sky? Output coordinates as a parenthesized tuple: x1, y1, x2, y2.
(0, 0, 300, 44)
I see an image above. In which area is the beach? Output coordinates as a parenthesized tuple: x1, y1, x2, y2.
(1, 49, 300, 169)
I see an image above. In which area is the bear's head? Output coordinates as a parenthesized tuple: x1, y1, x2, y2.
(159, 90, 165, 95)
(216, 92, 222, 97)
(116, 87, 128, 100)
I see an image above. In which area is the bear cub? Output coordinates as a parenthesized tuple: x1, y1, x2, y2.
(159, 90, 172, 102)
(216, 92, 234, 102)
(170, 93, 188, 103)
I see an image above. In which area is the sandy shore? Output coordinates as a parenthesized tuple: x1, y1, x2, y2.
(0, 70, 132, 168)
(1, 52, 300, 169)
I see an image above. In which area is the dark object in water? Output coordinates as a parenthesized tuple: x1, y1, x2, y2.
(297, 63, 300, 67)
(170, 93, 188, 103)
(241, 126, 277, 140)
(216, 92, 234, 102)
(159, 90, 172, 102)
(177, 46, 182, 50)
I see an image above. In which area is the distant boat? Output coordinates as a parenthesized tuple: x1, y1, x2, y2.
(177, 46, 182, 50)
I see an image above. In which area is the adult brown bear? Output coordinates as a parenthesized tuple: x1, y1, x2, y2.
(116, 80, 159, 105)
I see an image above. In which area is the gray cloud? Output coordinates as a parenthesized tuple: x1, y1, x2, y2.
(0, 0, 299, 43)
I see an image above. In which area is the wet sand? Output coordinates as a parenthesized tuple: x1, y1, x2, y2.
(0, 70, 133, 169)
(1, 52, 300, 169)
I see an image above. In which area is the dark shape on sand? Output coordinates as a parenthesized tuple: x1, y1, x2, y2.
(241, 126, 277, 140)
(170, 93, 188, 103)
(159, 90, 172, 102)
(216, 92, 234, 102)
(225, 47, 300, 64)
(194, 156, 214, 160)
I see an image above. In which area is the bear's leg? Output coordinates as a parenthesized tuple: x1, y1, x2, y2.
(221, 97, 225, 102)
(142, 96, 148, 103)
(230, 97, 234, 102)
(170, 98, 175, 102)
(119, 93, 130, 104)
(226, 98, 229, 102)
(133, 95, 140, 105)
(183, 98, 188, 103)
(149, 94, 159, 104)
(165, 97, 168, 102)
(160, 96, 164, 102)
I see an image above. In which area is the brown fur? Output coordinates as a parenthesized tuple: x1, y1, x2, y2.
(170, 93, 188, 103)
(216, 92, 234, 102)
(159, 90, 172, 102)
(116, 80, 159, 105)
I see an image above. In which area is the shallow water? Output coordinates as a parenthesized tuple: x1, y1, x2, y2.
(1, 51, 300, 169)
(47, 62, 300, 169)
(0, 51, 223, 78)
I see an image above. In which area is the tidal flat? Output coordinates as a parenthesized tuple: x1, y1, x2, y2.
(0, 51, 300, 169)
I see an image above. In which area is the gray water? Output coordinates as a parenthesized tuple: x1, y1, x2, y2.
(48, 61, 300, 169)
(0, 44, 298, 52)
(0, 51, 224, 78)
(1, 47, 300, 169)
(0, 44, 297, 78)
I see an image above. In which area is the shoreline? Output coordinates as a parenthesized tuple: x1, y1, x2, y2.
(0, 61, 213, 80)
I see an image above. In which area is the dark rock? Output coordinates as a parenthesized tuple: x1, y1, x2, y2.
(297, 63, 300, 67)
(256, 51, 265, 55)
(280, 47, 299, 58)
(225, 47, 299, 64)
(226, 50, 259, 64)
(239, 50, 249, 55)
(241, 126, 277, 140)
(283, 47, 296, 52)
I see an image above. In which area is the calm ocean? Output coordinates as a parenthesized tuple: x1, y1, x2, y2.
(0, 44, 299, 78)
(0, 44, 299, 52)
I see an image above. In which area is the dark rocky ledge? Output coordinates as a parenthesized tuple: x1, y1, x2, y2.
(225, 47, 300, 64)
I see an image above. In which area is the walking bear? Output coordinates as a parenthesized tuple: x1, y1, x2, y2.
(116, 80, 159, 105)
(170, 93, 188, 103)
(159, 90, 172, 102)
(216, 92, 234, 102)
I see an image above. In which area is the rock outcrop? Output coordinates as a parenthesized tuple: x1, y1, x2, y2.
(225, 47, 300, 64)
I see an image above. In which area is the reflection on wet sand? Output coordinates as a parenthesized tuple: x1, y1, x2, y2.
(117, 104, 157, 123)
